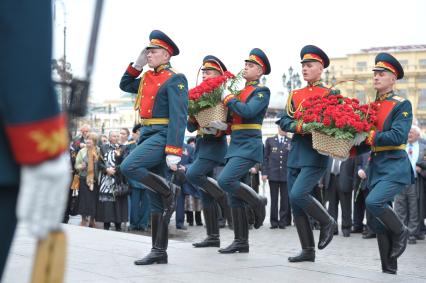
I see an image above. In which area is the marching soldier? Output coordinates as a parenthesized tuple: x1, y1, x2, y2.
(278, 45, 338, 263)
(352, 53, 413, 274)
(217, 48, 270, 254)
(119, 30, 188, 265)
(0, 0, 70, 280)
(186, 55, 229, 248)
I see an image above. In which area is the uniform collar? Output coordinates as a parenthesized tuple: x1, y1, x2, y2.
(308, 80, 322, 87)
(376, 90, 394, 101)
(245, 80, 259, 87)
(154, 62, 171, 73)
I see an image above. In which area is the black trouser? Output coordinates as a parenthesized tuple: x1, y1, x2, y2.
(327, 175, 352, 231)
(0, 185, 19, 280)
(269, 181, 290, 226)
(353, 186, 367, 229)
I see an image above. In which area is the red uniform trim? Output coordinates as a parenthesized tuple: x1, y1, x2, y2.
(375, 100, 396, 131)
(223, 94, 235, 106)
(231, 85, 256, 125)
(292, 86, 329, 110)
(138, 70, 173, 118)
(127, 64, 142, 77)
(5, 114, 68, 165)
(165, 145, 183, 156)
(302, 53, 324, 65)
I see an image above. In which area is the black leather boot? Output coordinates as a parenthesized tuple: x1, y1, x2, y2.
(288, 214, 315, 262)
(193, 204, 220, 248)
(304, 197, 337, 250)
(140, 172, 179, 218)
(235, 182, 267, 229)
(203, 177, 232, 228)
(377, 232, 397, 274)
(377, 206, 409, 259)
(134, 213, 168, 265)
(218, 207, 249, 253)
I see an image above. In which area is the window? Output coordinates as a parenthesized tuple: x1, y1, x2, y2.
(417, 76, 426, 83)
(399, 60, 408, 67)
(418, 89, 426, 110)
(356, 61, 367, 71)
(419, 59, 426, 69)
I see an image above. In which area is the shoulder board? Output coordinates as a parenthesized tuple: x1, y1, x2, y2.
(258, 83, 264, 87)
(392, 95, 406, 102)
(168, 68, 179, 74)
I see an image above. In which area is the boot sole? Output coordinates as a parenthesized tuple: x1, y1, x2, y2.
(134, 258, 168, 265)
(218, 248, 249, 254)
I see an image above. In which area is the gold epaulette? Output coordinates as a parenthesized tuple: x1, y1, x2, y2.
(392, 95, 406, 102)
(258, 83, 264, 87)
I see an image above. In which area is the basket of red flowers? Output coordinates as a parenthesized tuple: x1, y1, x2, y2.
(293, 94, 378, 159)
(188, 71, 241, 128)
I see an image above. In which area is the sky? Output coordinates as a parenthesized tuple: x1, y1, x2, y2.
(53, 0, 426, 107)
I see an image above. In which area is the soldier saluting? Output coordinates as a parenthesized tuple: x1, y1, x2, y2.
(119, 30, 188, 265)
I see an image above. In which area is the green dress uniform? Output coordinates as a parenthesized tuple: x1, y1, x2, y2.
(186, 55, 229, 248)
(352, 53, 413, 274)
(277, 45, 338, 263)
(217, 48, 270, 254)
(119, 30, 188, 266)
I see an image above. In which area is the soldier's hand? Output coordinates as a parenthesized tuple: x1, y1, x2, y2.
(166, 154, 181, 170)
(358, 169, 367, 179)
(133, 47, 148, 71)
(201, 127, 217, 135)
(17, 152, 71, 239)
(208, 121, 228, 131)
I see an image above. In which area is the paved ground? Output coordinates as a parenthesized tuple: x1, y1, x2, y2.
(3, 216, 426, 283)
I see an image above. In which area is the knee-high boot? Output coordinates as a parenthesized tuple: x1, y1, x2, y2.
(377, 232, 398, 274)
(193, 204, 220, 247)
(202, 177, 232, 228)
(304, 197, 337, 250)
(134, 213, 168, 265)
(376, 206, 409, 259)
(234, 182, 267, 229)
(288, 213, 315, 262)
(218, 207, 249, 253)
(140, 172, 179, 219)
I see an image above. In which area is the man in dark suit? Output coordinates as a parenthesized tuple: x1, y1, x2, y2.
(323, 158, 356, 237)
(262, 127, 291, 229)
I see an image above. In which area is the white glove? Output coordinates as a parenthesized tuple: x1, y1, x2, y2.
(201, 127, 218, 135)
(221, 89, 230, 101)
(353, 132, 368, 146)
(166, 154, 181, 168)
(17, 152, 71, 239)
(132, 48, 148, 71)
(208, 121, 228, 131)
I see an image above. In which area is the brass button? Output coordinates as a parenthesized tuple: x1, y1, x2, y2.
(309, 88, 312, 91)
(151, 96, 154, 99)
(157, 83, 161, 86)
(148, 109, 151, 113)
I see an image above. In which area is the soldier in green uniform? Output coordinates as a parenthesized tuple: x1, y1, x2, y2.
(352, 53, 413, 274)
(217, 48, 270, 254)
(278, 45, 338, 263)
(187, 55, 229, 248)
(119, 30, 188, 265)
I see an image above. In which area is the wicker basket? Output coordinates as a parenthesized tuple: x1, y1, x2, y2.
(195, 104, 228, 128)
(311, 131, 354, 159)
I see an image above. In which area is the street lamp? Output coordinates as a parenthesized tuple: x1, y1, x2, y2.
(261, 76, 267, 86)
(282, 66, 302, 93)
(324, 69, 330, 85)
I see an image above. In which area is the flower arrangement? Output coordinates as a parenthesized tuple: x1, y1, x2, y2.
(188, 71, 242, 117)
(294, 94, 378, 140)
(293, 94, 378, 159)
